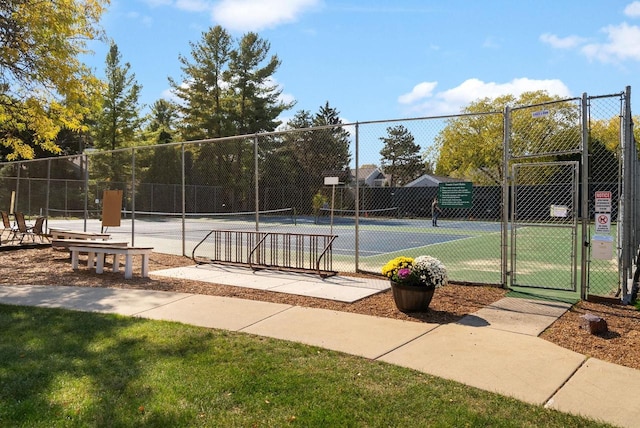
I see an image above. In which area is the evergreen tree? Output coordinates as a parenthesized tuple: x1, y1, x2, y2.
(146, 99, 178, 144)
(94, 41, 143, 151)
(169, 26, 294, 210)
(139, 99, 181, 212)
(170, 26, 233, 140)
(379, 125, 423, 187)
(226, 32, 293, 135)
(91, 41, 143, 185)
(281, 103, 352, 214)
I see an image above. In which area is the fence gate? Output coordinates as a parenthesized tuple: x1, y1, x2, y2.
(510, 161, 579, 291)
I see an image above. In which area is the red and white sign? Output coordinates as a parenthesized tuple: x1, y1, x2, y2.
(595, 213, 611, 233)
(595, 191, 612, 213)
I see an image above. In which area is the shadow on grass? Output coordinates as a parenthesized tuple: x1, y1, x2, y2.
(0, 302, 210, 426)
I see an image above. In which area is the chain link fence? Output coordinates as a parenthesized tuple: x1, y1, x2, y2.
(0, 88, 637, 301)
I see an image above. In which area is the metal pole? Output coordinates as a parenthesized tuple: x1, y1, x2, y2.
(354, 122, 360, 272)
(15, 161, 21, 213)
(83, 154, 88, 231)
(501, 107, 510, 288)
(330, 184, 335, 235)
(580, 93, 589, 301)
(131, 148, 136, 246)
(181, 143, 186, 257)
(621, 86, 633, 303)
(45, 159, 51, 231)
(254, 135, 260, 232)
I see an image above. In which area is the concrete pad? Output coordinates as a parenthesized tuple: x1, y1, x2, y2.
(153, 265, 297, 290)
(315, 275, 390, 291)
(380, 323, 585, 405)
(458, 297, 572, 336)
(151, 265, 389, 303)
(139, 294, 292, 331)
(243, 306, 437, 359)
(270, 281, 382, 302)
(0, 285, 192, 316)
(546, 358, 640, 428)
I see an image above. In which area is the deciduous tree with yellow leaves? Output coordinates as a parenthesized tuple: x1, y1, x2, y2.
(0, 0, 108, 160)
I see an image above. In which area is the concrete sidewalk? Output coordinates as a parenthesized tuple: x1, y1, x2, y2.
(1, 283, 639, 427)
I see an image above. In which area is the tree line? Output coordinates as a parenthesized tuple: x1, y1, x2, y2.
(0, 0, 634, 202)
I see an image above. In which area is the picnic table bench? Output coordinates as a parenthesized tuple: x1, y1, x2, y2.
(49, 228, 111, 242)
(52, 238, 129, 250)
(68, 243, 154, 279)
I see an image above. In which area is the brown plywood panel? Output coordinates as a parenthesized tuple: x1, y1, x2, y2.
(102, 190, 122, 227)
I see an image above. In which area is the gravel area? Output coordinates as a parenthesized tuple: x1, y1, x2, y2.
(2, 246, 640, 371)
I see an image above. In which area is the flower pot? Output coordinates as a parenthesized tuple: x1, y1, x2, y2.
(390, 281, 435, 312)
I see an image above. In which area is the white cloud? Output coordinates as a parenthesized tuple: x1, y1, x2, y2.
(624, 1, 640, 17)
(176, 0, 212, 13)
(140, 0, 321, 31)
(482, 36, 501, 49)
(212, 0, 321, 32)
(398, 82, 438, 104)
(142, 0, 173, 6)
(540, 33, 586, 49)
(125, 11, 153, 27)
(582, 22, 640, 63)
(400, 78, 572, 116)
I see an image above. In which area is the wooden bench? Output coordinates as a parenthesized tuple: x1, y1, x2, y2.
(52, 238, 129, 250)
(54, 239, 130, 269)
(49, 228, 111, 242)
(69, 244, 154, 279)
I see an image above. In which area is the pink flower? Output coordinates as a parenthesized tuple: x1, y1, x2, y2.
(398, 268, 412, 280)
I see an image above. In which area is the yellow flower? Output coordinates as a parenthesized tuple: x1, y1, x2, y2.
(381, 256, 414, 277)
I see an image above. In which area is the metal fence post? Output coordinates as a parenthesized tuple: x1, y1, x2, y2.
(15, 161, 21, 213)
(45, 159, 51, 230)
(621, 86, 633, 303)
(580, 92, 589, 301)
(502, 107, 510, 288)
(254, 135, 259, 232)
(83, 154, 88, 231)
(181, 143, 186, 257)
(355, 122, 360, 272)
(131, 148, 136, 246)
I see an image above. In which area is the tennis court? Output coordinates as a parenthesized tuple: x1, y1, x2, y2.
(41, 193, 620, 301)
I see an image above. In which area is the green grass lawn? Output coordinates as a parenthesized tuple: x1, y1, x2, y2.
(0, 304, 614, 427)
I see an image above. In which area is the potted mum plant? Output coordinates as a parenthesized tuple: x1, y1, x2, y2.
(381, 255, 448, 312)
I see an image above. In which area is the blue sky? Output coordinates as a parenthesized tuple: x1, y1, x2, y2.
(85, 0, 640, 125)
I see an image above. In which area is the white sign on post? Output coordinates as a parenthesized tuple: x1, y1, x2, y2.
(324, 176, 340, 234)
(595, 213, 611, 234)
(324, 176, 339, 185)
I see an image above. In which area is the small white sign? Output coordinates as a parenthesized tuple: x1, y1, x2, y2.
(550, 205, 568, 217)
(532, 109, 549, 118)
(324, 176, 339, 185)
(592, 235, 613, 260)
(595, 213, 611, 233)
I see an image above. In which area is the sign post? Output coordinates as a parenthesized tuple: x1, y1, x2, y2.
(324, 177, 340, 234)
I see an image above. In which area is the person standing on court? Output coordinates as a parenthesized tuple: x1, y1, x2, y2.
(431, 196, 442, 227)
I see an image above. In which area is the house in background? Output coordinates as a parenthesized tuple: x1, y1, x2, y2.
(404, 173, 463, 187)
(350, 165, 389, 187)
